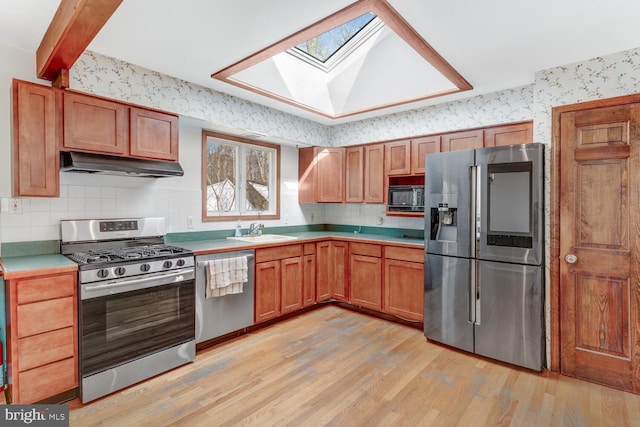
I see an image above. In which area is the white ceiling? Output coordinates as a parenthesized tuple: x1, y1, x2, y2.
(2, 0, 640, 125)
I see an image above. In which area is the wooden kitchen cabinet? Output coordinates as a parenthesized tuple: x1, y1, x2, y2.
(5, 270, 78, 403)
(63, 91, 180, 161)
(350, 243, 382, 311)
(410, 135, 441, 174)
(254, 244, 303, 323)
(345, 144, 384, 203)
(384, 246, 424, 321)
(12, 79, 60, 197)
(298, 146, 344, 203)
(441, 129, 484, 152)
(316, 241, 349, 301)
(484, 122, 533, 147)
(303, 243, 316, 307)
(63, 91, 129, 155)
(130, 107, 179, 161)
(385, 140, 411, 176)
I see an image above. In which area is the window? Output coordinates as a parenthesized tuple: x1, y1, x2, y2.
(202, 130, 280, 221)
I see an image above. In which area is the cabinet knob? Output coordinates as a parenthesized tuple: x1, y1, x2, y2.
(565, 254, 578, 264)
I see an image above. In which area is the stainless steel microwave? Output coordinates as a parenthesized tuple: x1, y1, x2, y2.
(387, 185, 425, 212)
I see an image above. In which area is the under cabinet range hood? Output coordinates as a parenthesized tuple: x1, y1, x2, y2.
(60, 151, 184, 178)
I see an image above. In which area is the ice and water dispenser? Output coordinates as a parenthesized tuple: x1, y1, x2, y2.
(430, 202, 458, 242)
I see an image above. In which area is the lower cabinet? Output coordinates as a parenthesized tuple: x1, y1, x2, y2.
(383, 246, 424, 321)
(5, 270, 78, 403)
(350, 243, 382, 311)
(255, 244, 303, 323)
(316, 241, 349, 302)
(302, 243, 316, 307)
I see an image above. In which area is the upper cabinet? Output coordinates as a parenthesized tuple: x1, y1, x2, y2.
(385, 140, 411, 176)
(345, 144, 384, 203)
(299, 146, 345, 203)
(410, 136, 440, 174)
(484, 122, 533, 147)
(12, 80, 60, 197)
(441, 129, 484, 152)
(63, 91, 128, 155)
(63, 91, 179, 161)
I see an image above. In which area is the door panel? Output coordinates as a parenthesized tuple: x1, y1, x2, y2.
(424, 254, 473, 353)
(474, 261, 544, 371)
(559, 103, 640, 392)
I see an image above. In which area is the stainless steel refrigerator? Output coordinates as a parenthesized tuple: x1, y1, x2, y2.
(424, 143, 544, 371)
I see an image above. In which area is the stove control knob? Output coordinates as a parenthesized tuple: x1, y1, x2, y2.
(115, 267, 126, 276)
(97, 269, 109, 279)
(140, 263, 150, 272)
(176, 258, 186, 267)
(163, 260, 173, 269)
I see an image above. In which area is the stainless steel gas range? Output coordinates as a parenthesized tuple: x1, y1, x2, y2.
(60, 217, 195, 403)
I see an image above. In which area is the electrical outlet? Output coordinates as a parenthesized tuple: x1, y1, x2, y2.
(376, 216, 384, 225)
(187, 216, 194, 229)
(310, 212, 315, 222)
(9, 198, 22, 214)
(283, 214, 289, 224)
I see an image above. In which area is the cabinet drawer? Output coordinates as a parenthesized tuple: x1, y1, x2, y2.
(17, 296, 75, 338)
(385, 246, 424, 263)
(18, 357, 77, 403)
(18, 327, 75, 371)
(350, 242, 381, 257)
(256, 244, 303, 263)
(17, 272, 76, 304)
(303, 243, 316, 255)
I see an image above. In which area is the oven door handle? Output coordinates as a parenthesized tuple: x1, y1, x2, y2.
(81, 268, 195, 299)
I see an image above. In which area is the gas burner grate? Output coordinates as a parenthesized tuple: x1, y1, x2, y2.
(68, 244, 191, 266)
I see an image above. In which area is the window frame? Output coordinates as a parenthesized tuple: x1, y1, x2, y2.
(201, 130, 280, 222)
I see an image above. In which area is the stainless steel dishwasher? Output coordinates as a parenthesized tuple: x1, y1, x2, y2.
(195, 249, 255, 344)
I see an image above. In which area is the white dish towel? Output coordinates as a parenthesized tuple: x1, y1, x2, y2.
(205, 256, 248, 298)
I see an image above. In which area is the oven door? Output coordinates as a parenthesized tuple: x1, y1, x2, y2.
(79, 269, 195, 377)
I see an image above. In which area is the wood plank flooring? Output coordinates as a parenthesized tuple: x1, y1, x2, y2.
(65, 306, 640, 426)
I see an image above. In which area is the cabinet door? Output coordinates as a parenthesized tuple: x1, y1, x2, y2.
(345, 146, 364, 202)
(316, 242, 331, 301)
(281, 257, 303, 314)
(384, 259, 424, 321)
(332, 242, 349, 301)
(130, 107, 179, 161)
(350, 254, 382, 310)
(484, 122, 533, 147)
(12, 80, 60, 197)
(364, 144, 384, 203)
(316, 147, 345, 202)
(411, 136, 440, 174)
(303, 254, 316, 307)
(255, 261, 281, 323)
(385, 140, 411, 175)
(63, 91, 128, 155)
(441, 129, 483, 152)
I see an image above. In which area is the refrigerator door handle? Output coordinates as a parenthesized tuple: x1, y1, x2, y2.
(475, 264, 481, 325)
(469, 259, 477, 323)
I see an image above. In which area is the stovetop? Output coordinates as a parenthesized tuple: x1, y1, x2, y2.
(68, 244, 191, 267)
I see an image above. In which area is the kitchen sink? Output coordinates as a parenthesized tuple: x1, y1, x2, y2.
(227, 234, 298, 243)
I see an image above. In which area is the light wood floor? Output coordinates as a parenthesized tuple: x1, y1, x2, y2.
(66, 306, 640, 426)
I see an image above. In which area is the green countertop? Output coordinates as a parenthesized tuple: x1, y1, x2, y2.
(0, 254, 77, 279)
(176, 231, 424, 255)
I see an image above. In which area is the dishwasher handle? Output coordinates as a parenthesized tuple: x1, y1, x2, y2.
(196, 254, 254, 268)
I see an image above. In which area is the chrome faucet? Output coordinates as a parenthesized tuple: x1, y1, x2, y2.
(248, 223, 264, 235)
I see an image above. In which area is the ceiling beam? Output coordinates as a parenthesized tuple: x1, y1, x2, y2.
(36, 0, 123, 82)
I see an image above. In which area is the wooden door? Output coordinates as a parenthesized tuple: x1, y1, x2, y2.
(350, 255, 382, 310)
(332, 242, 349, 301)
(130, 107, 179, 161)
(315, 242, 331, 301)
(364, 144, 384, 203)
(411, 136, 440, 174)
(385, 140, 411, 175)
(303, 254, 316, 307)
(384, 259, 424, 321)
(441, 129, 483, 152)
(316, 147, 344, 202)
(63, 91, 128, 155)
(559, 103, 640, 393)
(345, 146, 364, 202)
(281, 257, 303, 314)
(12, 80, 60, 197)
(255, 261, 281, 323)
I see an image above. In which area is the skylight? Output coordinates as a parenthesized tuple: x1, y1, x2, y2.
(294, 12, 376, 63)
